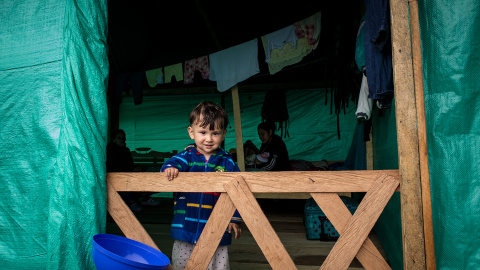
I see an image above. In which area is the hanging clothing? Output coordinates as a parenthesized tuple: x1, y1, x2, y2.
(355, 74, 373, 120)
(115, 71, 144, 105)
(364, 0, 394, 108)
(261, 12, 321, 75)
(264, 25, 298, 63)
(164, 63, 183, 83)
(294, 11, 322, 46)
(209, 39, 259, 92)
(145, 68, 163, 87)
(183, 55, 210, 84)
(355, 15, 366, 72)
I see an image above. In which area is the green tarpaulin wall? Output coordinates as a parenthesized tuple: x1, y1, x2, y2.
(1, 0, 480, 269)
(1, 0, 109, 269)
(119, 90, 357, 163)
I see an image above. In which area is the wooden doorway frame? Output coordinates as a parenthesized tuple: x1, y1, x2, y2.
(106, 0, 434, 269)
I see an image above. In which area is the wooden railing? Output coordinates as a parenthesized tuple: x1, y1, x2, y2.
(107, 170, 400, 270)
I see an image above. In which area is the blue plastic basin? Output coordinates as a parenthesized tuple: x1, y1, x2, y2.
(92, 234, 170, 270)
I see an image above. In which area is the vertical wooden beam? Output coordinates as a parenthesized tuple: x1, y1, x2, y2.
(408, 1, 436, 268)
(232, 84, 245, 171)
(389, 0, 427, 269)
(366, 127, 374, 170)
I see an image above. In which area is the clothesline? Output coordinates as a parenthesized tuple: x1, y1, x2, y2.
(144, 11, 322, 92)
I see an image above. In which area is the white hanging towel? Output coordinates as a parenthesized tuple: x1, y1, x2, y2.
(209, 39, 260, 92)
(356, 73, 373, 120)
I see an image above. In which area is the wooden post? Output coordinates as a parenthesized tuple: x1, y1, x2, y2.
(408, 1, 436, 268)
(366, 127, 374, 170)
(390, 0, 427, 269)
(231, 84, 245, 171)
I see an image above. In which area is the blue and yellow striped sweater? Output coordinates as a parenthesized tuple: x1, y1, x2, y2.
(161, 144, 242, 245)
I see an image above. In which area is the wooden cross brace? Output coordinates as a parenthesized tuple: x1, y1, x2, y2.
(187, 173, 398, 270)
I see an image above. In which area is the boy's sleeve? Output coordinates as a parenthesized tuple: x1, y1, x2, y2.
(231, 210, 242, 224)
(160, 153, 188, 172)
(226, 156, 241, 172)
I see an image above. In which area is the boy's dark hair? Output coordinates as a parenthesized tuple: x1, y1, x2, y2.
(189, 101, 229, 130)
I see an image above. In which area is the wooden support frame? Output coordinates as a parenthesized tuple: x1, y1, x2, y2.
(390, 0, 430, 269)
(107, 170, 399, 270)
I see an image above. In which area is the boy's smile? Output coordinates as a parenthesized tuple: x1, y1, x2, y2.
(188, 121, 226, 160)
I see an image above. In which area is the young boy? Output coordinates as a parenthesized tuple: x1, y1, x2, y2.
(161, 101, 242, 270)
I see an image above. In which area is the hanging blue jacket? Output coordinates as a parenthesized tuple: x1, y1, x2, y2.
(161, 144, 242, 245)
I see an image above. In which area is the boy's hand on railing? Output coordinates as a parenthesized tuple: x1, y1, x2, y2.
(228, 223, 242, 239)
(164, 167, 179, 181)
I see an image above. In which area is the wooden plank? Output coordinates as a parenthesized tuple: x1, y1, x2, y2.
(254, 192, 351, 199)
(408, 1, 436, 269)
(224, 176, 297, 269)
(232, 84, 246, 172)
(311, 192, 390, 270)
(320, 174, 399, 270)
(107, 170, 400, 193)
(107, 181, 159, 249)
(107, 183, 174, 270)
(187, 193, 237, 270)
(107, 182, 175, 270)
(390, 0, 427, 269)
(366, 129, 373, 170)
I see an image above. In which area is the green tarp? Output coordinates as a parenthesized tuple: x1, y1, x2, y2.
(1, 0, 109, 269)
(119, 90, 357, 162)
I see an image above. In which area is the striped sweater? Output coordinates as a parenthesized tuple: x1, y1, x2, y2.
(161, 144, 242, 245)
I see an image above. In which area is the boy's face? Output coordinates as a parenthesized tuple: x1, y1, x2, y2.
(188, 120, 226, 160)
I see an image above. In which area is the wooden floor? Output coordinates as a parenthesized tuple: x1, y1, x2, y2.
(106, 196, 389, 269)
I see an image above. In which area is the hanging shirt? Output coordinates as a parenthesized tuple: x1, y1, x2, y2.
(263, 11, 322, 74)
(265, 25, 298, 63)
(294, 11, 322, 46)
(209, 39, 259, 92)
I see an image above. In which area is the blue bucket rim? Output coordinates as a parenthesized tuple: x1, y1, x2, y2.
(92, 234, 170, 269)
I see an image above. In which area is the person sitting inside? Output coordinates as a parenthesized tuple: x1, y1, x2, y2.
(244, 121, 290, 171)
(106, 129, 144, 211)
